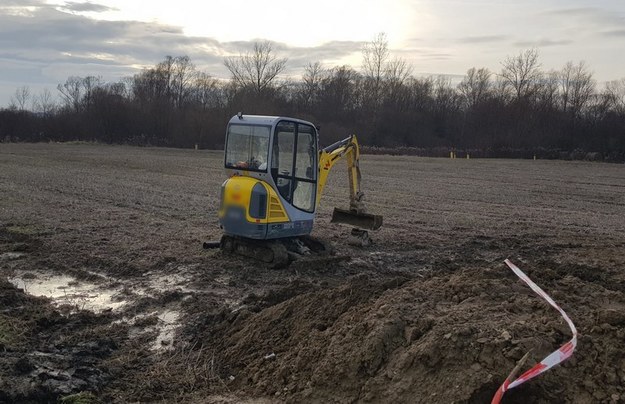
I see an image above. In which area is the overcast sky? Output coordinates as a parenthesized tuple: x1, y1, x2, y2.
(1, 0, 624, 107)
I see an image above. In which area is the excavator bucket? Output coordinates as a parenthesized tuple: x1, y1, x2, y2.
(331, 208, 383, 230)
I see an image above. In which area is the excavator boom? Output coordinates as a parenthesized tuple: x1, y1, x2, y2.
(318, 135, 383, 231)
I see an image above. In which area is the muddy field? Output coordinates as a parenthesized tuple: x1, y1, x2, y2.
(1, 143, 624, 403)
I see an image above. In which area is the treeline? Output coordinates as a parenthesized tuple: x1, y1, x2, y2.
(1, 36, 625, 160)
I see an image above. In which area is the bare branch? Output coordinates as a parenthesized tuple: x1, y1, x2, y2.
(224, 41, 288, 95)
(499, 49, 542, 101)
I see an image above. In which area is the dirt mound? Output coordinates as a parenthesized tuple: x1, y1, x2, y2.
(180, 263, 624, 403)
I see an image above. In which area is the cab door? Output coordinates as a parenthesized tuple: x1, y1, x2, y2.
(270, 121, 317, 213)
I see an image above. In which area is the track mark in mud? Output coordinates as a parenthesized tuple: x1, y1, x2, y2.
(153, 309, 182, 350)
(119, 309, 183, 351)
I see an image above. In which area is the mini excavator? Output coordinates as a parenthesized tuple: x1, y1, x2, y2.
(208, 113, 382, 266)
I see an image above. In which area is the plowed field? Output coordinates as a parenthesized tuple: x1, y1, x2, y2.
(1, 143, 624, 403)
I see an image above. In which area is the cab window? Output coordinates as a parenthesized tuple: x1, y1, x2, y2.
(271, 121, 317, 212)
(225, 124, 270, 171)
(272, 122, 295, 201)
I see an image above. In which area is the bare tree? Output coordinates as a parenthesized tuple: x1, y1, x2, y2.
(385, 57, 412, 93)
(56, 76, 103, 112)
(536, 70, 560, 111)
(434, 76, 459, 113)
(158, 56, 176, 102)
(559, 61, 595, 117)
(319, 65, 360, 118)
(192, 71, 220, 110)
(408, 77, 434, 111)
(559, 62, 574, 113)
(604, 78, 625, 114)
(81, 76, 103, 111)
(224, 41, 288, 95)
(33, 88, 56, 116)
(10, 85, 31, 111)
(172, 56, 196, 108)
(458, 67, 492, 109)
(130, 55, 196, 110)
(299, 62, 325, 108)
(57, 77, 82, 112)
(362, 32, 390, 92)
(500, 49, 542, 101)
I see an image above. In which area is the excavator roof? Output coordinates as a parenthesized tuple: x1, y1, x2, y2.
(229, 114, 316, 128)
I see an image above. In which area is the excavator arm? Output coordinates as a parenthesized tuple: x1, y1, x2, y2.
(317, 135, 383, 231)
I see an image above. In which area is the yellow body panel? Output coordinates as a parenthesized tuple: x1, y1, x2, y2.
(267, 193, 289, 222)
(219, 176, 289, 224)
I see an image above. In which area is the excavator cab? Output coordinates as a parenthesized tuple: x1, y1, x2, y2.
(220, 115, 319, 240)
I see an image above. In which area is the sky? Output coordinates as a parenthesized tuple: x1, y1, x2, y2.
(0, 0, 624, 107)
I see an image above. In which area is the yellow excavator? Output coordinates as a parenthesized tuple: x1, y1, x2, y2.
(211, 113, 382, 266)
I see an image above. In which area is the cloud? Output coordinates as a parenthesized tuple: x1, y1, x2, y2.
(0, 2, 363, 69)
(392, 43, 454, 62)
(457, 35, 510, 44)
(0, 0, 42, 6)
(541, 7, 599, 16)
(0, 2, 220, 104)
(512, 39, 574, 47)
(218, 39, 363, 66)
(602, 29, 625, 37)
(0, 1, 368, 105)
(279, 41, 364, 67)
(0, 4, 230, 74)
(538, 7, 624, 30)
(60, 1, 117, 13)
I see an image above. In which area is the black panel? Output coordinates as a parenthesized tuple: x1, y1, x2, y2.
(250, 182, 267, 219)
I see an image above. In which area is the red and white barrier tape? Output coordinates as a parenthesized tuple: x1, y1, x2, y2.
(491, 259, 578, 404)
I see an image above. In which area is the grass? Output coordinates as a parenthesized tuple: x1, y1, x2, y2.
(6, 224, 40, 236)
(0, 314, 26, 347)
(58, 392, 100, 404)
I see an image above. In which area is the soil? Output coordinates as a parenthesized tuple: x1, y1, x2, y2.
(1, 143, 624, 403)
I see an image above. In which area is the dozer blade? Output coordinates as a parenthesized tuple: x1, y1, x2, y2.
(331, 208, 383, 230)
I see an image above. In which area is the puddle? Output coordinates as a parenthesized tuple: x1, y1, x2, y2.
(7, 265, 200, 352)
(8, 273, 125, 313)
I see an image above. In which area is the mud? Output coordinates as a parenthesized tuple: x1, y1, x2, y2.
(1, 143, 625, 403)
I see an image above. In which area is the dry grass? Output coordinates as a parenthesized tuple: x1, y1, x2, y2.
(0, 314, 26, 347)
